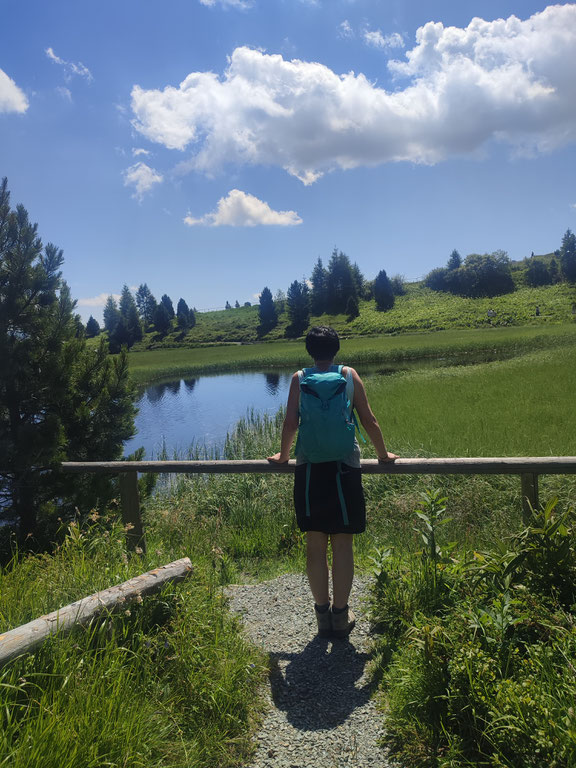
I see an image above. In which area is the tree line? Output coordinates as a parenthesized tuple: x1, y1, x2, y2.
(424, 230, 576, 299)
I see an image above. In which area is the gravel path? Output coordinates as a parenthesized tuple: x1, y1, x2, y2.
(226, 572, 393, 768)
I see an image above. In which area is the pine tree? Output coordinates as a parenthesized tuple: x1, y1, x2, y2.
(85, 315, 101, 337)
(103, 295, 121, 335)
(374, 269, 395, 311)
(446, 249, 462, 271)
(310, 257, 327, 315)
(177, 298, 190, 328)
(153, 303, 172, 335)
(346, 294, 359, 320)
(286, 280, 310, 337)
(135, 283, 157, 327)
(560, 229, 576, 282)
(325, 249, 357, 314)
(118, 285, 142, 347)
(160, 294, 175, 319)
(0, 178, 135, 539)
(258, 286, 278, 335)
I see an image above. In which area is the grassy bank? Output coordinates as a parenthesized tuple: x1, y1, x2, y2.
(133, 282, 576, 348)
(128, 322, 576, 385)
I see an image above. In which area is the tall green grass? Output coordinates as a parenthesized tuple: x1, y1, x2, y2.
(0, 519, 266, 768)
(128, 323, 576, 385)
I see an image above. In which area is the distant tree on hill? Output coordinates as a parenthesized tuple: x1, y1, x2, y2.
(446, 249, 462, 271)
(457, 251, 515, 298)
(135, 283, 157, 327)
(153, 302, 172, 335)
(86, 315, 101, 337)
(177, 298, 191, 328)
(390, 274, 407, 296)
(103, 295, 121, 335)
(310, 257, 328, 315)
(285, 279, 310, 337)
(274, 289, 286, 314)
(424, 268, 449, 292)
(243, 301, 251, 307)
(549, 258, 560, 283)
(325, 249, 357, 314)
(160, 294, 175, 319)
(560, 229, 576, 282)
(0, 177, 136, 540)
(374, 269, 395, 311)
(346, 294, 359, 320)
(119, 285, 142, 347)
(351, 262, 366, 299)
(525, 258, 552, 287)
(258, 286, 278, 336)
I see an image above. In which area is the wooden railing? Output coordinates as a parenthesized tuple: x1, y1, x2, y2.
(61, 457, 576, 553)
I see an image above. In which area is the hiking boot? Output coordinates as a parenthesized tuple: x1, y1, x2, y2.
(314, 603, 332, 638)
(331, 605, 355, 638)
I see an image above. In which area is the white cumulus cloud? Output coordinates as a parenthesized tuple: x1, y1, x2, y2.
(130, 4, 576, 183)
(184, 189, 302, 227)
(46, 48, 93, 82)
(0, 69, 28, 113)
(363, 29, 404, 49)
(77, 293, 121, 308)
(123, 162, 163, 200)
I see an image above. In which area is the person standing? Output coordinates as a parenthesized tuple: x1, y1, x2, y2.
(267, 326, 397, 638)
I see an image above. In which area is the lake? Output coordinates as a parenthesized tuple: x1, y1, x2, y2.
(123, 371, 293, 458)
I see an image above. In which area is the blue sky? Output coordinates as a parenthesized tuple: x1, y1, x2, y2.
(1, 0, 575, 323)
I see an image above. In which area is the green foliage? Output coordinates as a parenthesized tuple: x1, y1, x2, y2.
(346, 293, 360, 320)
(135, 283, 157, 327)
(310, 257, 328, 315)
(371, 497, 576, 767)
(0, 519, 265, 768)
(0, 178, 136, 540)
(257, 286, 278, 336)
(325, 248, 358, 314)
(85, 315, 100, 337)
(560, 229, 576, 282)
(160, 293, 175, 319)
(374, 268, 395, 311)
(285, 279, 310, 337)
(153, 301, 172, 335)
(525, 257, 553, 287)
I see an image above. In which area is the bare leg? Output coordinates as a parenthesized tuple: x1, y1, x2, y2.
(330, 533, 354, 609)
(306, 531, 330, 605)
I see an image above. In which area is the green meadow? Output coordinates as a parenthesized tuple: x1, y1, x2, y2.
(3, 314, 576, 767)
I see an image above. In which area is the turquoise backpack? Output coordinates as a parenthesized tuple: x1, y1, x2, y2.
(295, 365, 357, 463)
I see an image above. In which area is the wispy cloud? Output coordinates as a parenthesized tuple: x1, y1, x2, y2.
(45, 47, 93, 82)
(338, 20, 354, 39)
(77, 292, 121, 308)
(0, 68, 28, 113)
(123, 162, 163, 201)
(198, 0, 252, 9)
(131, 5, 576, 183)
(132, 147, 150, 157)
(363, 29, 404, 50)
(184, 189, 302, 226)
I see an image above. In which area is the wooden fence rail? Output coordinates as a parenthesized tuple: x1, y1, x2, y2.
(61, 457, 576, 553)
(0, 558, 193, 668)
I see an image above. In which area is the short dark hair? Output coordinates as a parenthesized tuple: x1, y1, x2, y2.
(305, 326, 340, 360)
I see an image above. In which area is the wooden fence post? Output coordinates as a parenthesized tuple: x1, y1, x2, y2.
(119, 472, 146, 553)
(521, 473, 539, 523)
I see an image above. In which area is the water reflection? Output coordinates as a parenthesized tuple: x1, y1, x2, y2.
(264, 372, 280, 395)
(183, 378, 197, 393)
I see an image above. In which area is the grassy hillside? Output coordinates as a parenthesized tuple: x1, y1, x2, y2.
(133, 282, 576, 348)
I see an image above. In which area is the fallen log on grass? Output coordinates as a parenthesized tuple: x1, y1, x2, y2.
(0, 557, 193, 667)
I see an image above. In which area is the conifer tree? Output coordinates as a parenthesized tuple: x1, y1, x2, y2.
(153, 302, 172, 335)
(374, 269, 395, 311)
(85, 315, 101, 337)
(103, 295, 121, 334)
(177, 298, 191, 328)
(286, 279, 310, 337)
(119, 284, 142, 347)
(258, 286, 278, 335)
(310, 257, 327, 315)
(560, 229, 576, 282)
(135, 283, 157, 327)
(325, 249, 357, 314)
(0, 178, 135, 539)
(160, 294, 175, 319)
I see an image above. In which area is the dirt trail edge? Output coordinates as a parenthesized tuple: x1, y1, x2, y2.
(226, 572, 394, 768)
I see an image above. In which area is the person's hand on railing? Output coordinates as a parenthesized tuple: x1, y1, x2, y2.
(378, 452, 399, 463)
(267, 452, 290, 464)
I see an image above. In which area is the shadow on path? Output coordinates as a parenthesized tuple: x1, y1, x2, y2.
(268, 635, 374, 731)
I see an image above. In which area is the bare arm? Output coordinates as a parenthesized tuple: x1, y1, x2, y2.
(349, 368, 397, 462)
(267, 372, 300, 463)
